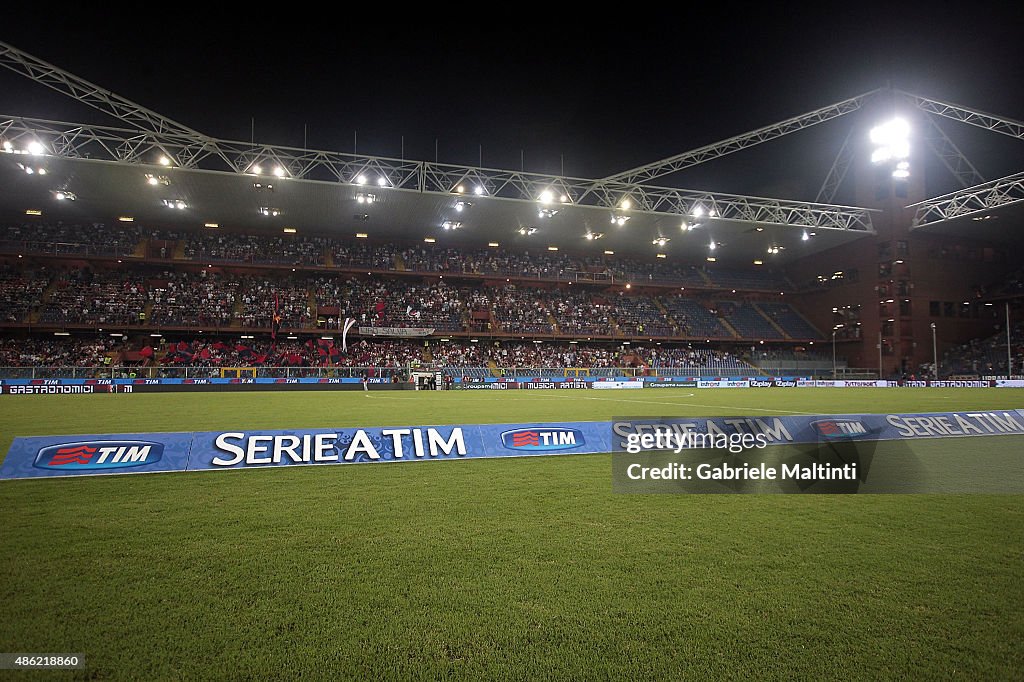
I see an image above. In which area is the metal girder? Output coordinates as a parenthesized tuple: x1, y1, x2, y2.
(0, 41, 209, 140)
(1, 114, 876, 232)
(909, 172, 1024, 226)
(815, 127, 857, 203)
(600, 89, 881, 185)
(397, 164, 876, 231)
(919, 113, 986, 188)
(900, 89, 1024, 140)
(0, 115, 423, 189)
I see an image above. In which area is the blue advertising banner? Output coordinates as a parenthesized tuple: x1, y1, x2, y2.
(0, 432, 194, 479)
(609, 410, 1024, 452)
(2, 411, 1022, 481)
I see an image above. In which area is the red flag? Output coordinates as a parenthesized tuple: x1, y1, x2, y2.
(272, 292, 281, 343)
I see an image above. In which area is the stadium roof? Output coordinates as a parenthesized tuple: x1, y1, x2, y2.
(0, 154, 870, 265)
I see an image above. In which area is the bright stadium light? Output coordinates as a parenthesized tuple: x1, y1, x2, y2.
(870, 147, 892, 164)
(620, 198, 632, 210)
(251, 164, 263, 175)
(871, 118, 911, 177)
(273, 166, 286, 177)
(870, 118, 910, 147)
(377, 176, 388, 187)
(27, 140, 44, 155)
(474, 186, 485, 196)
(802, 230, 810, 241)
(539, 189, 554, 204)
(355, 174, 367, 185)
(692, 205, 704, 218)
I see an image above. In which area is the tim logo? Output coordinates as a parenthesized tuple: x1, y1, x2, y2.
(811, 419, 868, 439)
(500, 428, 584, 451)
(33, 441, 164, 470)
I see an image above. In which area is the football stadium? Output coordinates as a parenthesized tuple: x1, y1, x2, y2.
(1, 26, 1023, 679)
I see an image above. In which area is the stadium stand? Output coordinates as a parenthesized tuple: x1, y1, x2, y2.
(939, 324, 1023, 377)
(755, 302, 823, 339)
(149, 271, 239, 328)
(609, 294, 675, 336)
(183, 232, 328, 266)
(39, 269, 148, 326)
(0, 264, 48, 323)
(658, 296, 733, 338)
(1, 222, 141, 258)
(715, 301, 785, 339)
(705, 267, 788, 291)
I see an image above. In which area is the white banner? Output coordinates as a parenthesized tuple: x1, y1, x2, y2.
(698, 379, 750, 388)
(358, 327, 435, 337)
(592, 381, 644, 390)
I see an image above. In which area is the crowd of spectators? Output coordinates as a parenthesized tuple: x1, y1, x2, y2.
(1, 222, 141, 257)
(0, 336, 118, 367)
(183, 233, 327, 265)
(149, 270, 239, 328)
(489, 286, 555, 334)
(483, 342, 622, 369)
(238, 277, 311, 329)
(40, 270, 147, 326)
(0, 334, 781, 374)
(0, 265, 48, 323)
(334, 242, 398, 270)
(548, 290, 613, 335)
(1, 223, 806, 297)
(938, 323, 1024, 377)
(341, 278, 464, 330)
(0, 261, 825, 340)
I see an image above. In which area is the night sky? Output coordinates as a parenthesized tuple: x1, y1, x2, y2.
(2, 7, 1022, 202)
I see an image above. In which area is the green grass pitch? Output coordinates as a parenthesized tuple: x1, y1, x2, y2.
(1, 388, 1022, 679)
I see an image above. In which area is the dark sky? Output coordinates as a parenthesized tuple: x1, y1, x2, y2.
(2, 7, 1022, 201)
